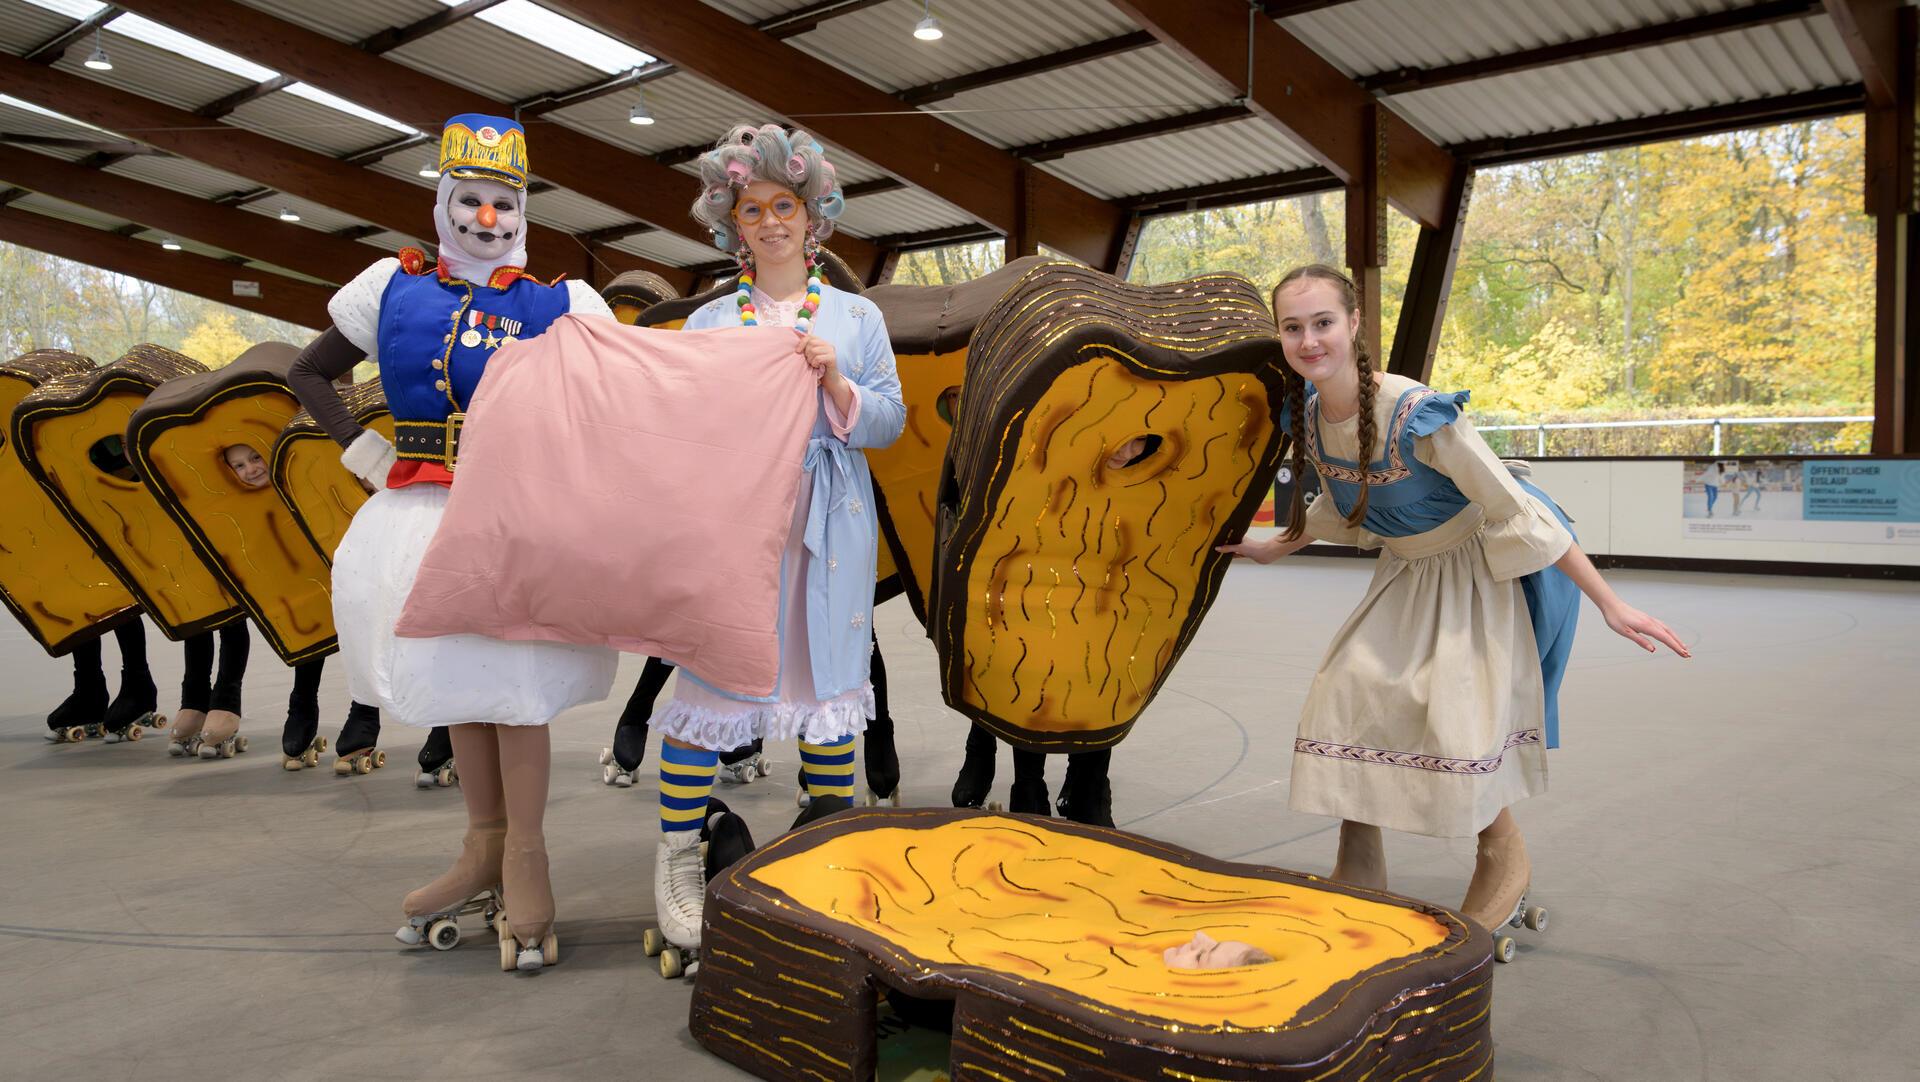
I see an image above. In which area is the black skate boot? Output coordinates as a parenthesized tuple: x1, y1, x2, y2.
(864, 638, 900, 805)
(333, 701, 385, 776)
(100, 672, 160, 743)
(599, 717, 648, 787)
(951, 724, 998, 808)
(1008, 749, 1051, 816)
(702, 797, 757, 881)
(45, 675, 108, 743)
(1056, 750, 1114, 827)
(279, 699, 323, 769)
(790, 793, 854, 831)
(415, 725, 456, 788)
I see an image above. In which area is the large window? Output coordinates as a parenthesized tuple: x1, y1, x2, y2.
(1433, 116, 1873, 456)
(893, 240, 1005, 287)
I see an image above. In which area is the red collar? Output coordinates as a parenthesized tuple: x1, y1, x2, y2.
(396, 248, 554, 289)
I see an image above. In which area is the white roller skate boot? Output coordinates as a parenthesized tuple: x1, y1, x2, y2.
(645, 830, 706, 979)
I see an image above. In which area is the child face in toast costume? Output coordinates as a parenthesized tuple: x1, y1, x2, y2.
(222, 444, 269, 490)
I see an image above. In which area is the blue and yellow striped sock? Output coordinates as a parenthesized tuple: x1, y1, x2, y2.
(659, 743, 719, 834)
(799, 735, 857, 799)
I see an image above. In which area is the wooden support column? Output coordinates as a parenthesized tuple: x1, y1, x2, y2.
(1846, 2, 1920, 452)
(1345, 104, 1386, 361)
(1388, 167, 1474, 383)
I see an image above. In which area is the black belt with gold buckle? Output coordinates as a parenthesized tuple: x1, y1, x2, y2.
(393, 413, 466, 471)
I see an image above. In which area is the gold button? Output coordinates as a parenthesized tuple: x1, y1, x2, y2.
(443, 333, 453, 343)
(435, 379, 448, 391)
(432, 359, 443, 369)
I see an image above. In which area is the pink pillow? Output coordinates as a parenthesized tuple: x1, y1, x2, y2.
(394, 315, 817, 697)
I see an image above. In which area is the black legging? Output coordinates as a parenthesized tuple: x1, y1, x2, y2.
(68, 618, 151, 686)
(181, 623, 249, 714)
(290, 656, 324, 717)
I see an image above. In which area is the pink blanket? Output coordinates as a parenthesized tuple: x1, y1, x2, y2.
(394, 315, 817, 697)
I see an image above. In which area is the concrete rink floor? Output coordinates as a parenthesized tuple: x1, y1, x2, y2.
(2, 558, 1916, 1082)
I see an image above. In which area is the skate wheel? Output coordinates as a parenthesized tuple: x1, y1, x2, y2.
(599, 747, 614, 766)
(334, 758, 352, 775)
(986, 801, 1005, 813)
(796, 790, 811, 809)
(126, 725, 143, 742)
(1493, 935, 1516, 963)
(416, 772, 434, 789)
(612, 771, 633, 788)
(429, 919, 461, 951)
(354, 755, 374, 775)
(283, 758, 304, 772)
(436, 765, 456, 787)
(200, 743, 219, 759)
(373, 750, 387, 768)
(149, 713, 168, 729)
(542, 930, 558, 966)
(499, 929, 517, 972)
(1523, 905, 1548, 932)
(235, 736, 248, 753)
(66, 726, 86, 743)
(660, 947, 684, 979)
(602, 763, 619, 786)
(302, 748, 319, 768)
(756, 758, 773, 778)
(642, 927, 664, 957)
(737, 767, 755, 786)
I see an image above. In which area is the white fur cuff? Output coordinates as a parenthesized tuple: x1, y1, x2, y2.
(341, 429, 396, 489)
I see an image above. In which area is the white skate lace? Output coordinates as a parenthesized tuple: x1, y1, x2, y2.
(664, 842, 704, 915)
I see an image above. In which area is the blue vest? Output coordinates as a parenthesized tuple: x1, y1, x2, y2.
(375, 270, 572, 423)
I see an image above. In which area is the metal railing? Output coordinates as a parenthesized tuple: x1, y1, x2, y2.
(1477, 415, 1872, 456)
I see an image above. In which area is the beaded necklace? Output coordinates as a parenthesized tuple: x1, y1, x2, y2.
(736, 249, 822, 333)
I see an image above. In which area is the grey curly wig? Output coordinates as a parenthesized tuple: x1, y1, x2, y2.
(690, 124, 845, 254)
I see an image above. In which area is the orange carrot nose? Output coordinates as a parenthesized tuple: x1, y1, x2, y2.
(477, 204, 498, 229)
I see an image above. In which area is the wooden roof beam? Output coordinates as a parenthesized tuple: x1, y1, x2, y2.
(24, 5, 121, 63)
(0, 205, 331, 327)
(111, 0, 838, 269)
(358, 0, 508, 55)
(1010, 104, 1251, 162)
(0, 150, 382, 285)
(1361, 0, 1825, 96)
(897, 31, 1158, 106)
(1826, 0, 1904, 107)
(539, 0, 1132, 268)
(1113, 0, 1460, 229)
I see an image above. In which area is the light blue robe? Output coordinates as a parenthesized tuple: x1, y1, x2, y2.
(681, 284, 905, 704)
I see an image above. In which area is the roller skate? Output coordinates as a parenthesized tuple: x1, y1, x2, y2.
(862, 723, 901, 808)
(791, 793, 853, 830)
(703, 797, 756, 881)
(720, 739, 772, 786)
(496, 836, 558, 972)
(196, 710, 248, 759)
(397, 820, 505, 953)
(1056, 759, 1114, 827)
(280, 701, 324, 770)
(645, 829, 705, 979)
(1008, 775, 1052, 817)
(100, 674, 160, 744)
(333, 701, 385, 776)
(1461, 831, 1546, 964)
(44, 677, 107, 744)
(951, 724, 998, 809)
(165, 709, 208, 757)
(415, 726, 457, 788)
(598, 718, 648, 787)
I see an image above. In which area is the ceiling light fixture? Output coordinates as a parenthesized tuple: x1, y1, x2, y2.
(278, 207, 300, 221)
(83, 29, 112, 71)
(418, 160, 441, 178)
(913, 2, 942, 41)
(160, 238, 182, 250)
(628, 93, 654, 126)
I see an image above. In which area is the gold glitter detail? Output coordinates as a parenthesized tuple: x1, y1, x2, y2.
(959, 1025, 1065, 1076)
(1008, 1017, 1105, 1057)
(776, 1037, 850, 1069)
(734, 988, 830, 1023)
(774, 972, 846, 1000)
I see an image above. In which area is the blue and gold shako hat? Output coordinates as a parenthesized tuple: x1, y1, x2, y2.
(439, 113, 528, 190)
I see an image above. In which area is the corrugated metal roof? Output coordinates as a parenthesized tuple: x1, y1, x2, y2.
(782, 0, 1137, 95)
(607, 227, 729, 267)
(385, 16, 606, 106)
(127, 227, 235, 261)
(548, 70, 773, 158)
(356, 229, 419, 253)
(235, 194, 369, 236)
(1044, 116, 1321, 200)
(935, 43, 1239, 149)
(834, 185, 974, 238)
(0, 96, 105, 159)
(0, 1, 74, 55)
(235, 0, 445, 47)
(698, 0, 805, 21)
(225, 87, 408, 158)
(104, 154, 256, 200)
(529, 185, 632, 234)
(1284, 0, 1759, 78)
(11, 191, 130, 231)
(1389, 14, 1857, 144)
(55, 30, 259, 112)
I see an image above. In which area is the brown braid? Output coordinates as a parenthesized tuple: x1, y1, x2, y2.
(1271, 262, 1378, 532)
(1280, 369, 1310, 541)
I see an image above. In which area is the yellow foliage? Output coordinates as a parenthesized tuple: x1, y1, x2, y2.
(179, 312, 252, 369)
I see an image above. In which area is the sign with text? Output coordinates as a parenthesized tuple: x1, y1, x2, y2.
(1682, 458, 1920, 545)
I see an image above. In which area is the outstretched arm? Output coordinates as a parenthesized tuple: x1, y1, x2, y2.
(1554, 543, 1690, 657)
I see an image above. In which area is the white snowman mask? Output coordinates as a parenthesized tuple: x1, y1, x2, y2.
(433, 175, 527, 282)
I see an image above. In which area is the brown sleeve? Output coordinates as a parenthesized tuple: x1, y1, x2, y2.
(288, 327, 368, 447)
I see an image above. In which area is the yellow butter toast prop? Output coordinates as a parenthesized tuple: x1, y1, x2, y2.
(0, 350, 141, 654)
(601, 270, 682, 325)
(11, 345, 241, 640)
(126, 343, 337, 664)
(269, 377, 391, 563)
(694, 808, 1494, 1082)
(865, 256, 1050, 623)
(932, 263, 1290, 752)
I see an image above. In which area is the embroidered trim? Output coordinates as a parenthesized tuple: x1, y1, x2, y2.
(1294, 729, 1541, 775)
(1307, 387, 1441, 486)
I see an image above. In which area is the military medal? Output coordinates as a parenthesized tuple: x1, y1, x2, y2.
(461, 311, 484, 348)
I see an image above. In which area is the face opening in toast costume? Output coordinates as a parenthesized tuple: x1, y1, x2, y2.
(284, 113, 620, 973)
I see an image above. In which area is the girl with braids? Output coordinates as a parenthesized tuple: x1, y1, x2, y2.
(1218, 264, 1688, 955)
(647, 124, 902, 970)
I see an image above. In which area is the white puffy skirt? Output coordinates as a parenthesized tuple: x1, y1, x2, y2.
(331, 484, 617, 728)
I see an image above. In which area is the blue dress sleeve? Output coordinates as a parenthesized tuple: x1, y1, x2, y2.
(1404, 388, 1472, 439)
